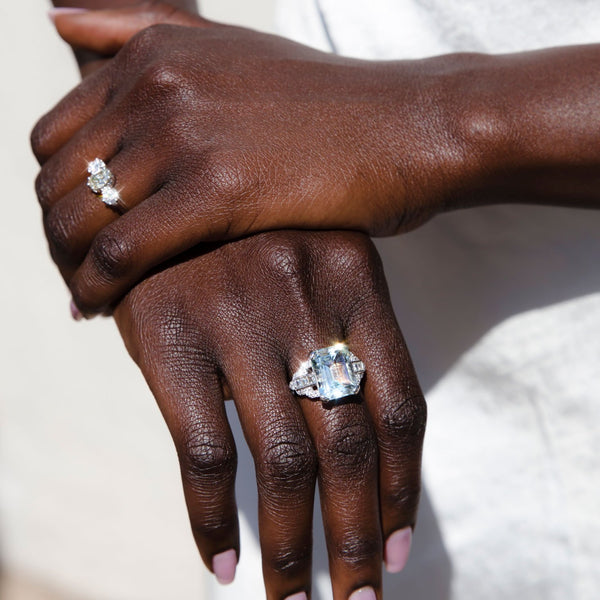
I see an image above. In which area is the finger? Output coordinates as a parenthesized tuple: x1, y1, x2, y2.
(120, 313, 240, 584)
(291, 341, 383, 600)
(67, 187, 234, 315)
(347, 299, 426, 575)
(31, 66, 113, 164)
(51, 2, 214, 55)
(44, 146, 165, 278)
(35, 106, 125, 212)
(225, 356, 316, 600)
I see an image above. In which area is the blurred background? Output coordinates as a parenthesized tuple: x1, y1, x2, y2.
(4, 2, 600, 600)
(0, 2, 274, 599)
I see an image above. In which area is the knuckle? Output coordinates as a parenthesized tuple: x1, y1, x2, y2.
(326, 234, 374, 274)
(334, 534, 381, 569)
(322, 419, 377, 475)
(145, 303, 198, 354)
(181, 427, 237, 482)
(267, 544, 311, 578)
(139, 59, 191, 103)
(44, 206, 75, 260)
(258, 429, 316, 491)
(127, 296, 215, 375)
(89, 228, 133, 283)
(379, 394, 428, 442)
(256, 238, 308, 283)
(383, 480, 421, 518)
(190, 513, 236, 543)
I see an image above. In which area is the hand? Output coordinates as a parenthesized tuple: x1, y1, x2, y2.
(32, 2, 466, 316)
(112, 230, 426, 600)
(49, 1, 200, 76)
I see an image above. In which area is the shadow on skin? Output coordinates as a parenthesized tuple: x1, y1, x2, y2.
(224, 204, 600, 599)
(227, 402, 453, 600)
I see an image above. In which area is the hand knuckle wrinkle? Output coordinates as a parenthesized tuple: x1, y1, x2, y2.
(260, 434, 316, 486)
(183, 433, 236, 480)
(90, 230, 132, 282)
(380, 394, 427, 440)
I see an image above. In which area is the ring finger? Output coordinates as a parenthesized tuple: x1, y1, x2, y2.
(290, 337, 383, 600)
(44, 145, 165, 281)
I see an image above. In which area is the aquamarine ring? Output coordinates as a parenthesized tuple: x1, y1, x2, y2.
(87, 158, 123, 209)
(289, 343, 365, 402)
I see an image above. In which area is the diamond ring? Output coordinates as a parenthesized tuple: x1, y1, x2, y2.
(87, 158, 123, 209)
(289, 343, 365, 403)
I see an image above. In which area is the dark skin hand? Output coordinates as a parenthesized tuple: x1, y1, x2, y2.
(33, 2, 600, 318)
(112, 230, 426, 600)
(38, 3, 425, 599)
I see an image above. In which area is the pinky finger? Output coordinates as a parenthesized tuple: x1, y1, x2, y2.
(130, 336, 241, 584)
(347, 303, 426, 574)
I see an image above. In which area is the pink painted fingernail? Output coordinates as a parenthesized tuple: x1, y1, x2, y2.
(212, 549, 237, 585)
(70, 299, 83, 321)
(48, 8, 90, 24)
(349, 587, 377, 600)
(285, 593, 308, 600)
(384, 527, 412, 573)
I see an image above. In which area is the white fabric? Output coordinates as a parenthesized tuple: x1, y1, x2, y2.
(206, 2, 600, 599)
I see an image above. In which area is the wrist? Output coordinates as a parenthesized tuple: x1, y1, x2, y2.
(366, 54, 513, 235)
(408, 46, 600, 211)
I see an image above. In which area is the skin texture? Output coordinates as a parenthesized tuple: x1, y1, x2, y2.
(39, 4, 426, 598)
(50, 0, 198, 73)
(33, 2, 600, 596)
(33, 5, 600, 317)
(32, 4, 469, 316)
(112, 230, 426, 600)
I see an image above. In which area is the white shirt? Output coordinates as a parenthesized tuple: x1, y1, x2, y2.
(207, 2, 600, 598)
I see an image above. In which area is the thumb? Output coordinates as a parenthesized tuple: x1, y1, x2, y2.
(49, 1, 213, 55)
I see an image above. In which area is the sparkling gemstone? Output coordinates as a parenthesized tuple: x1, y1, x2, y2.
(87, 158, 106, 175)
(310, 344, 363, 401)
(101, 186, 120, 206)
(87, 167, 114, 193)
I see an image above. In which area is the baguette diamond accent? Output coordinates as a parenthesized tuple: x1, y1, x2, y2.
(290, 343, 365, 402)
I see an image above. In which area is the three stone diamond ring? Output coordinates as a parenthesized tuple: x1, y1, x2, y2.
(86, 158, 123, 210)
(289, 343, 365, 403)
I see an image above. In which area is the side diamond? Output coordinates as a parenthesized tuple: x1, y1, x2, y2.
(101, 186, 120, 207)
(87, 158, 106, 175)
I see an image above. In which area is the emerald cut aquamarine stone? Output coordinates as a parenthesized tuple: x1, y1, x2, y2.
(310, 344, 364, 401)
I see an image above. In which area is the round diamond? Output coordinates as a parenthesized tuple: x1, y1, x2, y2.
(101, 186, 120, 207)
(87, 158, 106, 175)
(87, 168, 114, 193)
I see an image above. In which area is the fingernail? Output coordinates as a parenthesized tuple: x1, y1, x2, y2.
(70, 299, 83, 321)
(349, 587, 377, 600)
(384, 527, 412, 573)
(212, 549, 237, 585)
(48, 8, 90, 24)
(285, 593, 308, 600)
